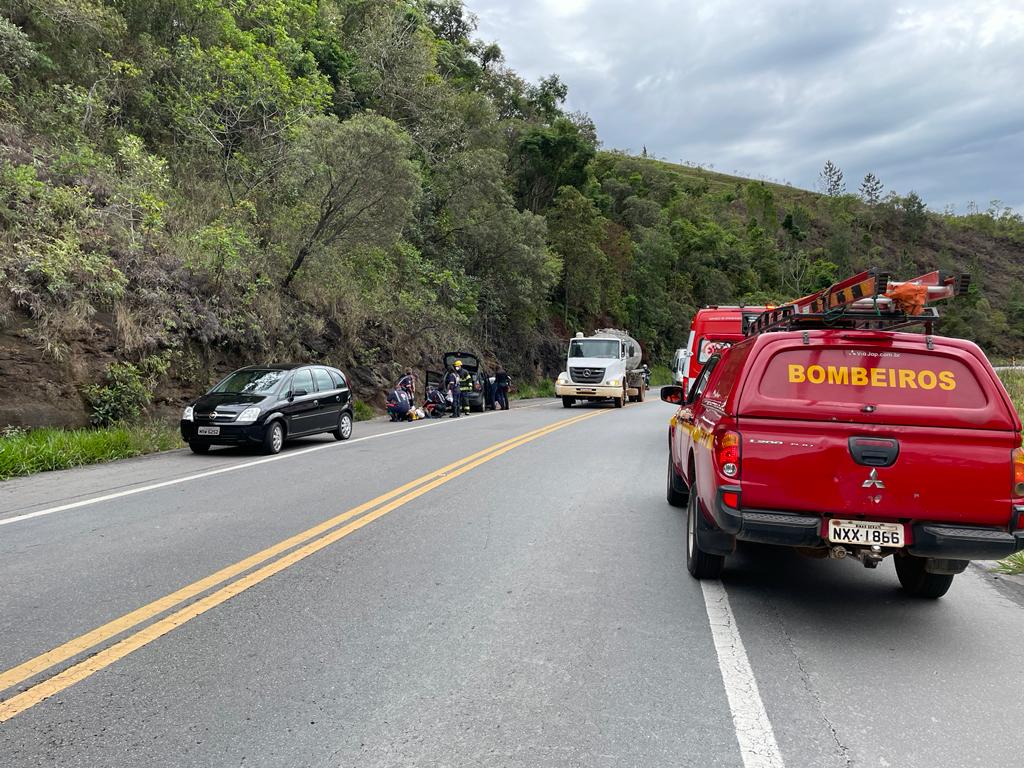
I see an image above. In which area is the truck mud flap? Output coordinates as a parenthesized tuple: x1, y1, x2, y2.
(696, 498, 736, 556)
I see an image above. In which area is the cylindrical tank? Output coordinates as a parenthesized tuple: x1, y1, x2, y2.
(595, 328, 642, 370)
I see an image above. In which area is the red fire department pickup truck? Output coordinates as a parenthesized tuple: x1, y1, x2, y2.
(663, 271, 1024, 597)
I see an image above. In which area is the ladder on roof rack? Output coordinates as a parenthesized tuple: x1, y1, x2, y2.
(744, 269, 970, 337)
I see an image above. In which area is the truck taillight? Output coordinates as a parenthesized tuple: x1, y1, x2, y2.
(716, 431, 741, 478)
(1014, 447, 1024, 498)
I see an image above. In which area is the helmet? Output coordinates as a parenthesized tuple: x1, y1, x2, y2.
(454, 360, 463, 368)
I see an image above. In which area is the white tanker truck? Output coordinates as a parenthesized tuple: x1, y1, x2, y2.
(555, 328, 646, 409)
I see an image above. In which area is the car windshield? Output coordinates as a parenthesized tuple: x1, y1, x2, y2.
(211, 369, 286, 395)
(569, 339, 620, 359)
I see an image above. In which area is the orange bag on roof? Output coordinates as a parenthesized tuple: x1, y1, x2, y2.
(885, 282, 928, 315)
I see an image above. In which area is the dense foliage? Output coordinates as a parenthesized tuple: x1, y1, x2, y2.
(2, 0, 1022, 423)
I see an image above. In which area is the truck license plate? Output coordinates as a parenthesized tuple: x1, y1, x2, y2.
(197, 426, 220, 436)
(828, 519, 904, 547)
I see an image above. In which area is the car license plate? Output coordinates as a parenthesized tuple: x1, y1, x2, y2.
(828, 518, 904, 547)
(197, 426, 220, 436)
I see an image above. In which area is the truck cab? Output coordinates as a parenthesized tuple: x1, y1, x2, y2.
(679, 306, 766, 394)
(556, 329, 644, 409)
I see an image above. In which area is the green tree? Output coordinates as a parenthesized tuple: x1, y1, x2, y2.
(859, 172, 883, 205)
(547, 187, 609, 326)
(281, 113, 421, 287)
(514, 118, 596, 212)
(818, 160, 845, 197)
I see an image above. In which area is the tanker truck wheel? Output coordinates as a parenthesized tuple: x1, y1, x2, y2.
(562, 396, 574, 408)
(614, 392, 624, 408)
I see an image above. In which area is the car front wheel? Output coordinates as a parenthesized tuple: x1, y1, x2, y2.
(189, 441, 210, 454)
(333, 411, 353, 441)
(262, 421, 285, 455)
(666, 454, 688, 507)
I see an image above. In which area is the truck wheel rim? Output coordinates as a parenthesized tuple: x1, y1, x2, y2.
(687, 497, 696, 558)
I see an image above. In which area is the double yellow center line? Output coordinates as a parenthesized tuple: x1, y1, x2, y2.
(0, 409, 604, 722)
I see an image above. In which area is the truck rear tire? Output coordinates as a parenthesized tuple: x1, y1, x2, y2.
(562, 396, 574, 408)
(895, 554, 954, 598)
(686, 485, 724, 579)
(667, 454, 688, 507)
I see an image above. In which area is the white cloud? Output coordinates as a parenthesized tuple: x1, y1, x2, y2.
(469, 0, 1024, 211)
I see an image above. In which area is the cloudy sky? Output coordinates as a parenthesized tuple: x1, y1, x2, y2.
(468, 0, 1024, 213)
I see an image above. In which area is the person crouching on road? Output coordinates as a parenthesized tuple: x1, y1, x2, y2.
(457, 360, 473, 415)
(492, 366, 511, 410)
(444, 364, 461, 418)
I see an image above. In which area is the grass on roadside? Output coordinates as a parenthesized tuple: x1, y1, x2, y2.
(513, 379, 556, 399)
(353, 400, 375, 421)
(648, 364, 673, 387)
(995, 370, 1023, 575)
(0, 423, 182, 482)
(997, 369, 1023, 420)
(992, 552, 1024, 576)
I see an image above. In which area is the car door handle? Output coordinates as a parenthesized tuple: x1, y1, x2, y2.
(313, 400, 319, 407)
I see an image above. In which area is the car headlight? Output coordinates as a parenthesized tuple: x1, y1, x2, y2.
(557, 373, 567, 383)
(608, 378, 620, 387)
(182, 406, 194, 422)
(235, 407, 261, 424)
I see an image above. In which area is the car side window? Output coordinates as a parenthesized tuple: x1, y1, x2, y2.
(703, 346, 747, 407)
(691, 356, 720, 402)
(329, 369, 348, 389)
(312, 368, 334, 393)
(290, 369, 314, 396)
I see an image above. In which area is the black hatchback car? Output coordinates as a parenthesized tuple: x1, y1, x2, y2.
(180, 365, 354, 455)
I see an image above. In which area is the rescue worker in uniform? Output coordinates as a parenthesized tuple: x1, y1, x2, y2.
(397, 369, 416, 402)
(444, 364, 461, 418)
(492, 366, 511, 410)
(457, 360, 473, 415)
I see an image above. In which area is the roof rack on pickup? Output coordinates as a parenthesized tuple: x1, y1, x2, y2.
(744, 269, 971, 336)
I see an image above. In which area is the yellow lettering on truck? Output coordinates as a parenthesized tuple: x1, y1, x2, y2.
(827, 366, 849, 385)
(785, 364, 957, 390)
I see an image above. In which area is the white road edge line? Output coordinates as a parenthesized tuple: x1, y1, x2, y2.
(701, 580, 785, 768)
(0, 417, 467, 528)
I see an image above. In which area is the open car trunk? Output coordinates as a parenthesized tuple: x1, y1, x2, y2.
(442, 351, 480, 372)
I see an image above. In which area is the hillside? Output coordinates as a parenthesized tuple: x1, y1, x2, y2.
(2, 1, 1023, 429)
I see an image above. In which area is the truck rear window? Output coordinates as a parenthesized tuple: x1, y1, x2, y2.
(758, 348, 987, 409)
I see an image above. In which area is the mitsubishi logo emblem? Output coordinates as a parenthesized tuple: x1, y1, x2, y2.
(862, 468, 885, 489)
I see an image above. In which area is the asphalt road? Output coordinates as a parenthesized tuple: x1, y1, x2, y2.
(1, 398, 1023, 767)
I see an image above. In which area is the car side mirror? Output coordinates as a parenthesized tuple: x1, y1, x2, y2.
(660, 385, 686, 405)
